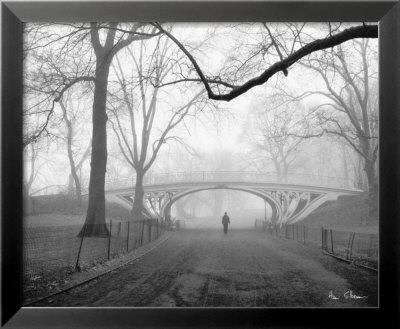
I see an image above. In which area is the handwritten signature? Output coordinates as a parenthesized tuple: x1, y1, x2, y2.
(328, 290, 368, 300)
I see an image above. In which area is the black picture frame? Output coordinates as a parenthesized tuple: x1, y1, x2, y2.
(1, 1, 399, 328)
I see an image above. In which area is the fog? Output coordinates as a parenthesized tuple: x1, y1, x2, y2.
(23, 22, 378, 224)
(171, 190, 271, 229)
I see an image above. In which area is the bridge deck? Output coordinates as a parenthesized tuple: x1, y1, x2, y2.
(104, 171, 361, 194)
(106, 180, 362, 195)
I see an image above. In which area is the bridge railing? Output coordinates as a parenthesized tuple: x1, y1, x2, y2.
(104, 171, 358, 190)
(31, 171, 359, 198)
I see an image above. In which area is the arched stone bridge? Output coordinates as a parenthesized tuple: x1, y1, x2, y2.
(104, 171, 362, 225)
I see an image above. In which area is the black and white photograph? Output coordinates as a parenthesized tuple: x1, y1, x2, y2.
(2, 1, 400, 328)
(21, 21, 379, 308)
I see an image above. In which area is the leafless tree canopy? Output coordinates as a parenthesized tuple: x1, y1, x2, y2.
(23, 22, 378, 234)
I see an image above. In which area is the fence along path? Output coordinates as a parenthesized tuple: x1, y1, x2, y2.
(254, 220, 378, 270)
(23, 218, 168, 297)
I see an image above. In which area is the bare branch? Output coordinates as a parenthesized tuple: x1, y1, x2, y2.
(155, 23, 377, 101)
(263, 23, 288, 76)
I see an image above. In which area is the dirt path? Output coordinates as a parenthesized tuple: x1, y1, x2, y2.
(34, 229, 378, 307)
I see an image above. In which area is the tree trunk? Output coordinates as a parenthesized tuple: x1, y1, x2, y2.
(132, 169, 145, 220)
(67, 143, 83, 206)
(72, 172, 83, 206)
(359, 135, 377, 192)
(62, 100, 83, 206)
(78, 58, 110, 237)
(365, 159, 378, 222)
(67, 174, 74, 195)
(272, 159, 282, 178)
(23, 183, 33, 215)
(164, 203, 172, 228)
(364, 159, 377, 193)
(282, 162, 289, 179)
(341, 144, 350, 188)
(354, 155, 365, 189)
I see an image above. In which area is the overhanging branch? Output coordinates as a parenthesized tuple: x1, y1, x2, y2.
(154, 23, 378, 102)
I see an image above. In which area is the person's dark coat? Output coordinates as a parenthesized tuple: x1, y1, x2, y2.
(222, 214, 230, 226)
(222, 214, 230, 234)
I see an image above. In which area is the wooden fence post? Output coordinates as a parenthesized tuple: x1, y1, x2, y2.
(148, 219, 152, 242)
(126, 221, 130, 252)
(117, 221, 121, 255)
(140, 219, 145, 246)
(75, 224, 86, 271)
(348, 232, 356, 260)
(346, 232, 353, 260)
(330, 229, 334, 254)
(108, 220, 112, 260)
(303, 225, 306, 245)
(134, 221, 138, 249)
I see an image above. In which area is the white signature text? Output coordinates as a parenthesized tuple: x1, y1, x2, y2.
(328, 290, 368, 300)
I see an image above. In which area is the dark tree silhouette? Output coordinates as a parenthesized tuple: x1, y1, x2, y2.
(153, 23, 377, 101)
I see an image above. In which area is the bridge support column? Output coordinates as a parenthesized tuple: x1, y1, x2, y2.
(264, 199, 267, 221)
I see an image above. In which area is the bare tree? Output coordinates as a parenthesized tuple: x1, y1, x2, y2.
(242, 98, 308, 178)
(58, 94, 91, 206)
(285, 39, 378, 191)
(83, 23, 164, 235)
(24, 142, 40, 197)
(108, 35, 206, 219)
(25, 23, 161, 235)
(152, 23, 378, 191)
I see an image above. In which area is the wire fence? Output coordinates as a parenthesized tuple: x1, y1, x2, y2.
(254, 219, 378, 270)
(23, 218, 174, 289)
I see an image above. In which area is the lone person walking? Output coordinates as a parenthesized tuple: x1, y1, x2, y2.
(222, 212, 230, 234)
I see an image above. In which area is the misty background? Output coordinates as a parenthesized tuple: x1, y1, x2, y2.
(23, 23, 378, 229)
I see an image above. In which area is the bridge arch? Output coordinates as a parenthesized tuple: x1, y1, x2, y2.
(104, 172, 361, 225)
(160, 186, 281, 224)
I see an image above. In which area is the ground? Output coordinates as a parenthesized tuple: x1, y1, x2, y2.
(33, 228, 378, 307)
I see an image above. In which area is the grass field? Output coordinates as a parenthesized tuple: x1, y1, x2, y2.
(25, 213, 86, 227)
(300, 193, 378, 234)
